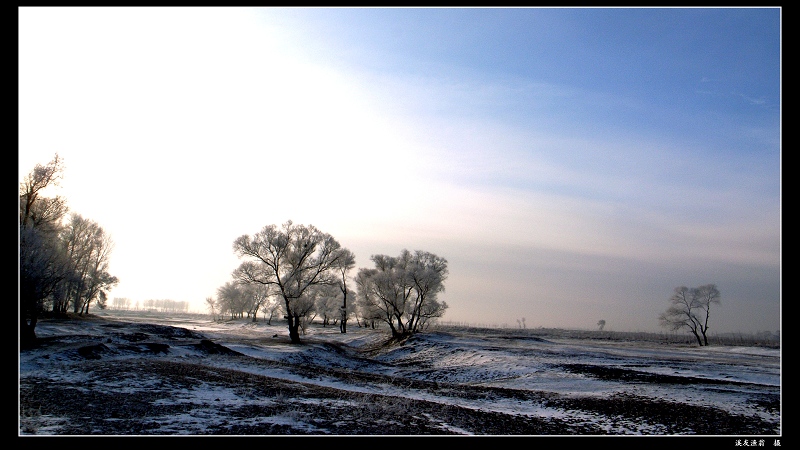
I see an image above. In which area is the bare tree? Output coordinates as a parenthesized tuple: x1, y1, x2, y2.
(659, 286, 703, 345)
(659, 285, 721, 346)
(694, 284, 721, 346)
(204, 296, 218, 320)
(355, 249, 448, 340)
(232, 220, 353, 344)
(597, 319, 606, 331)
(20, 154, 67, 231)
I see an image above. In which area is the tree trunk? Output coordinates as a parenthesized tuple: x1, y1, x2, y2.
(288, 315, 302, 344)
(691, 330, 703, 346)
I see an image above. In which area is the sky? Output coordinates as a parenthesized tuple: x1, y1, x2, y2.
(18, 7, 781, 334)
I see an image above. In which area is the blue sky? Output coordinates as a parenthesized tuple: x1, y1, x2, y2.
(18, 7, 781, 333)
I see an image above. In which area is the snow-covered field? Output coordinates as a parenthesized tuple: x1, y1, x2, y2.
(19, 310, 781, 437)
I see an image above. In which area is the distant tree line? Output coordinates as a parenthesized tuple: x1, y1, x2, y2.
(110, 297, 191, 313)
(20, 155, 119, 347)
(110, 297, 134, 310)
(214, 220, 449, 344)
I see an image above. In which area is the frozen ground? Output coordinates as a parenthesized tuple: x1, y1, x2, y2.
(19, 310, 781, 436)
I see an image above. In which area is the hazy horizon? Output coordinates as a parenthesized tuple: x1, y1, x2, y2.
(18, 7, 781, 334)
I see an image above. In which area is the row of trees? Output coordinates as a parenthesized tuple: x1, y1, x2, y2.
(20, 155, 118, 347)
(658, 284, 721, 346)
(207, 282, 282, 323)
(222, 220, 449, 344)
(109, 297, 190, 313)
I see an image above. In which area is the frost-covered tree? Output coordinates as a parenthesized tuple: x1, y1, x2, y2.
(314, 284, 343, 327)
(354, 269, 384, 329)
(333, 248, 356, 333)
(60, 213, 118, 315)
(20, 154, 119, 344)
(355, 249, 448, 339)
(19, 226, 70, 346)
(19, 154, 70, 346)
(232, 220, 354, 344)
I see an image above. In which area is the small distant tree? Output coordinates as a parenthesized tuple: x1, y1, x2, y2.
(659, 284, 721, 346)
(597, 319, 606, 331)
(205, 296, 218, 320)
(260, 297, 284, 325)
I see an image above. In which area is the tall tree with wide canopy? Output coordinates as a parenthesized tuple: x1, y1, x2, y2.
(232, 220, 353, 344)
